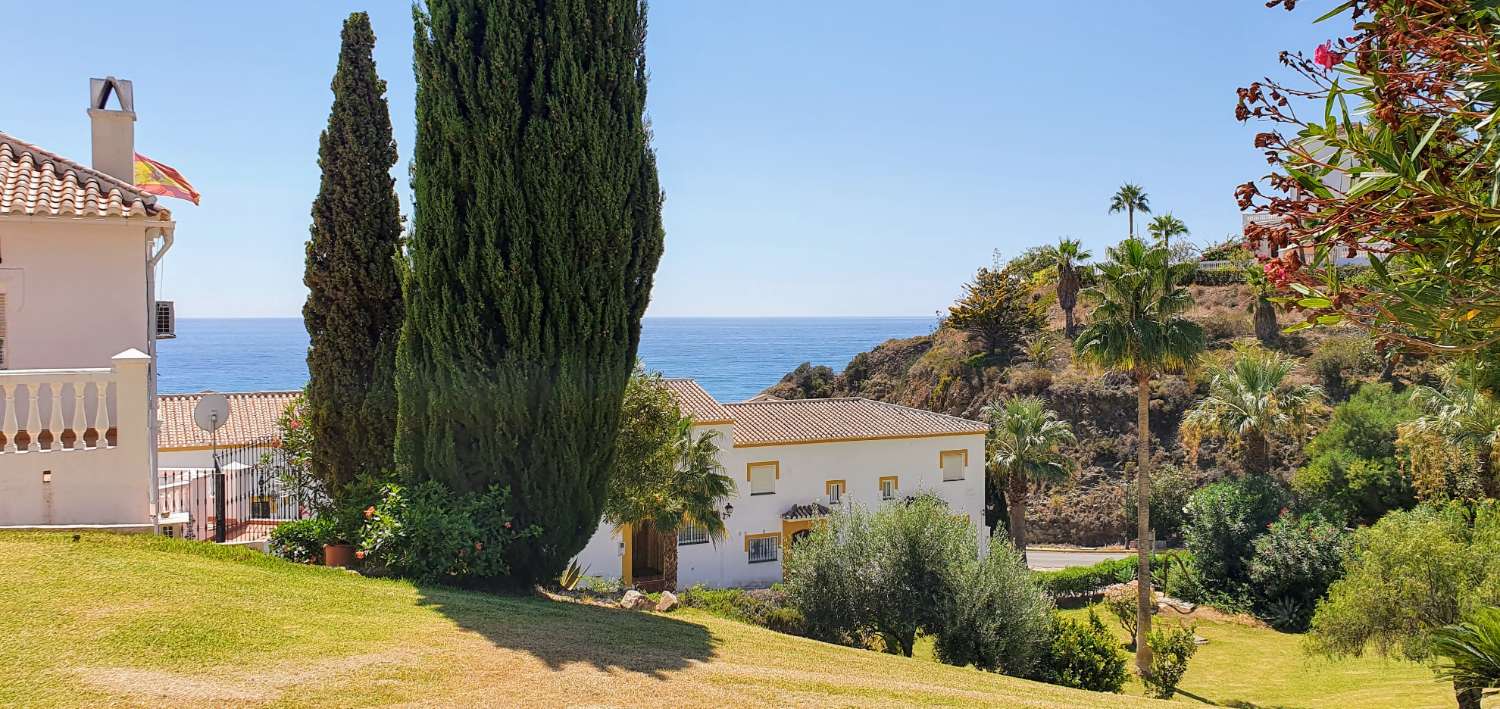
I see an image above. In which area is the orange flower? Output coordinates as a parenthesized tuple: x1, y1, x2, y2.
(355, 550, 366, 560)
(363, 506, 376, 519)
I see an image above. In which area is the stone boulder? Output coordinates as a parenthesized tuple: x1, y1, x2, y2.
(619, 589, 652, 610)
(655, 591, 679, 613)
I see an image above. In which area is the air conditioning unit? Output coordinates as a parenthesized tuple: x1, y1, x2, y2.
(155, 300, 176, 339)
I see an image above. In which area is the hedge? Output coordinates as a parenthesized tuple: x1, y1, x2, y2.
(1033, 552, 1188, 597)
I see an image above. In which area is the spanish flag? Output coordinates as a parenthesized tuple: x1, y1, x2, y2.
(133, 153, 200, 205)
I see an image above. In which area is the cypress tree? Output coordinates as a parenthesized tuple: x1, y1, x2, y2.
(399, 0, 665, 584)
(303, 12, 404, 494)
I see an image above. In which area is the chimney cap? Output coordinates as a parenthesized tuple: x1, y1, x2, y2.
(89, 76, 134, 113)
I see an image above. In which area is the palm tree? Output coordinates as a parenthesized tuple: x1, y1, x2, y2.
(984, 396, 1076, 563)
(1180, 345, 1323, 477)
(1108, 184, 1151, 238)
(652, 418, 736, 590)
(1432, 606, 1500, 708)
(1074, 237, 1204, 677)
(1243, 263, 1280, 346)
(1406, 361, 1500, 497)
(1146, 213, 1189, 256)
(1040, 237, 1092, 337)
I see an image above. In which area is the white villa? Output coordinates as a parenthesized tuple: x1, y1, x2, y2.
(575, 379, 989, 590)
(0, 78, 172, 530)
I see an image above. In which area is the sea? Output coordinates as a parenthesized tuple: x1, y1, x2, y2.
(155, 317, 936, 402)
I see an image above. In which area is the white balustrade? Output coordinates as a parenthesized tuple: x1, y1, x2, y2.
(0, 367, 117, 455)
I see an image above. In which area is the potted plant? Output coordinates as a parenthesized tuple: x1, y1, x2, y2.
(320, 501, 368, 568)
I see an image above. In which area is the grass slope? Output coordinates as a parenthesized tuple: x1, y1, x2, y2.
(0, 533, 1153, 708)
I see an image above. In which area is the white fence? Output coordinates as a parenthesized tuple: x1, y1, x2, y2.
(0, 350, 153, 527)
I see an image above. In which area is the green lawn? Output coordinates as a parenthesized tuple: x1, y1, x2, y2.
(0, 532, 1153, 708)
(1052, 607, 1459, 708)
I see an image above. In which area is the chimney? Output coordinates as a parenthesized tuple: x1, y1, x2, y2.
(88, 77, 136, 183)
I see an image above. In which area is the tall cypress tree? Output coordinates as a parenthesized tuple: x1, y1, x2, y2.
(303, 12, 404, 494)
(399, 0, 665, 584)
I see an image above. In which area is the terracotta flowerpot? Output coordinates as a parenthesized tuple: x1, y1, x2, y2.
(324, 543, 357, 568)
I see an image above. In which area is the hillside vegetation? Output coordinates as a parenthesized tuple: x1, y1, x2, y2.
(0, 532, 1154, 708)
(764, 283, 1400, 544)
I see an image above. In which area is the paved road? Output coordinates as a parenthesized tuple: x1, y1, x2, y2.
(1026, 548, 1132, 571)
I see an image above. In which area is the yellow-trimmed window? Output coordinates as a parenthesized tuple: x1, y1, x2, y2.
(825, 479, 846, 505)
(746, 533, 781, 563)
(879, 476, 899, 500)
(940, 450, 968, 481)
(747, 461, 779, 495)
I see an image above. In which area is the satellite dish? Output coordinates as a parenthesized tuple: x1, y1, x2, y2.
(193, 392, 230, 434)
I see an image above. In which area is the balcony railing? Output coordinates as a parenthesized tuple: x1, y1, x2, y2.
(0, 368, 117, 454)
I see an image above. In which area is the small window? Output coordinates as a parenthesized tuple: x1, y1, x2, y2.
(748, 535, 780, 563)
(941, 450, 967, 481)
(879, 476, 898, 501)
(677, 524, 709, 545)
(748, 461, 778, 495)
(825, 480, 845, 505)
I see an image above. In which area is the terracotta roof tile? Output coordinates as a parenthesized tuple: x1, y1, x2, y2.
(0, 131, 167, 220)
(157, 391, 299, 450)
(723, 397, 987, 447)
(662, 378, 733, 423)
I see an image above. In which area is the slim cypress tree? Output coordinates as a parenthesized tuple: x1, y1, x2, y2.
(303, 12, 404, 494)
(400, 0, 665, 584)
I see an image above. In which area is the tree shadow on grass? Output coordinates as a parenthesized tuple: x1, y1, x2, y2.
(416, 586, 717, 679)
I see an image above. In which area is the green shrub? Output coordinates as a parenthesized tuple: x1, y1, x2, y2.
(783, 495, 973, 657)
(1033, 552, 1182, 597)
(1142, 623, 1199, 698)
(1293, 383, 1418, 525)
(1306, 334, 1381, 402)
(1248, 514, 1350, 631)
(934, 537, 1054, 677)
(1193, 266, 1245, 286)
(267, 517, 334, 564)
(1123, 464, 1194, 545)
(1183, 474, 1287, 598)
(1030, 610, 1128, 693)
(358, 481, 539, 584)
(678, 585, 805, 635)
(1101, 584, 1150, 648)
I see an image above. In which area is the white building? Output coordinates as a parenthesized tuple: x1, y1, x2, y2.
(575, 380, 989, 590)
(0, 78, 174, 529)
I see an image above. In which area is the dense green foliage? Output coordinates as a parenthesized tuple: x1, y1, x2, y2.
(398, 0, 665, 584)
(1294, 383, 1417, 525)
(984, 396, 1075, 557)
(946, 264, 1046, 357)
(358, 481, 539, 584)
(1123, 464, 1193, 545)
(1032, 553, 1179, 597)
(934, 538, 1055, 676)
(1431, 606, 1500, 701)
(1182, 475, 1287, 601)
(267, 517, 335, 564)
(677, 585, 806, 635)
(302, 13, 405, 494)
(1247, 514, 1349, 631)
(1310, 502, 1500, 708)
(1029, 611, 1128, 693)
(1142, 623, 1198, 699)
(1306, 335, 1382, 403)
(784, 496, 977, 657)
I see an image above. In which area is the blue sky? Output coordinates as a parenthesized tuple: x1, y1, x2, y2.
(2, 1, 1342, 317)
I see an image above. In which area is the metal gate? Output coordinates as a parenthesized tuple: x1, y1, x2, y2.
(157, 437, 322, 543)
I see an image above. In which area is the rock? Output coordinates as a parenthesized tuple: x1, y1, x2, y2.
(619, 589, 651, 610)
(1194, 635, 1209, 645)
(655, 591, 679, 613)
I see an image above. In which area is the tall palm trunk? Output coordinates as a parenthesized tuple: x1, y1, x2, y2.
(1007, 472, 1029, 564)
(1058, 267, 1080, 339)
(1245, 431, 1271, 478)
(1253, 297, 1278, 346)
(1134, 367, 1155, 676)
(1456, 684, 1481, 709)
(1128, 208, 1136, 239)
(660, 532, 679, 592)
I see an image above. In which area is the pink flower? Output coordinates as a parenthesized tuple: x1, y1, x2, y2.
(288, 418, 301, 430)
(1314, 41, 1342, 70)
(355, 550, 366, 560)
(503, 522, 512, 529)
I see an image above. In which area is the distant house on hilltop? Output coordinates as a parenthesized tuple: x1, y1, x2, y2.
(574, 379, 989, 590)
(0, 77, 176, 530)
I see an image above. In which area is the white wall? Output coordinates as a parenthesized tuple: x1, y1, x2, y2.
(0, 351, 153, 526)
(0, 219, 151, 370)
(575, 423, 987, 589)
